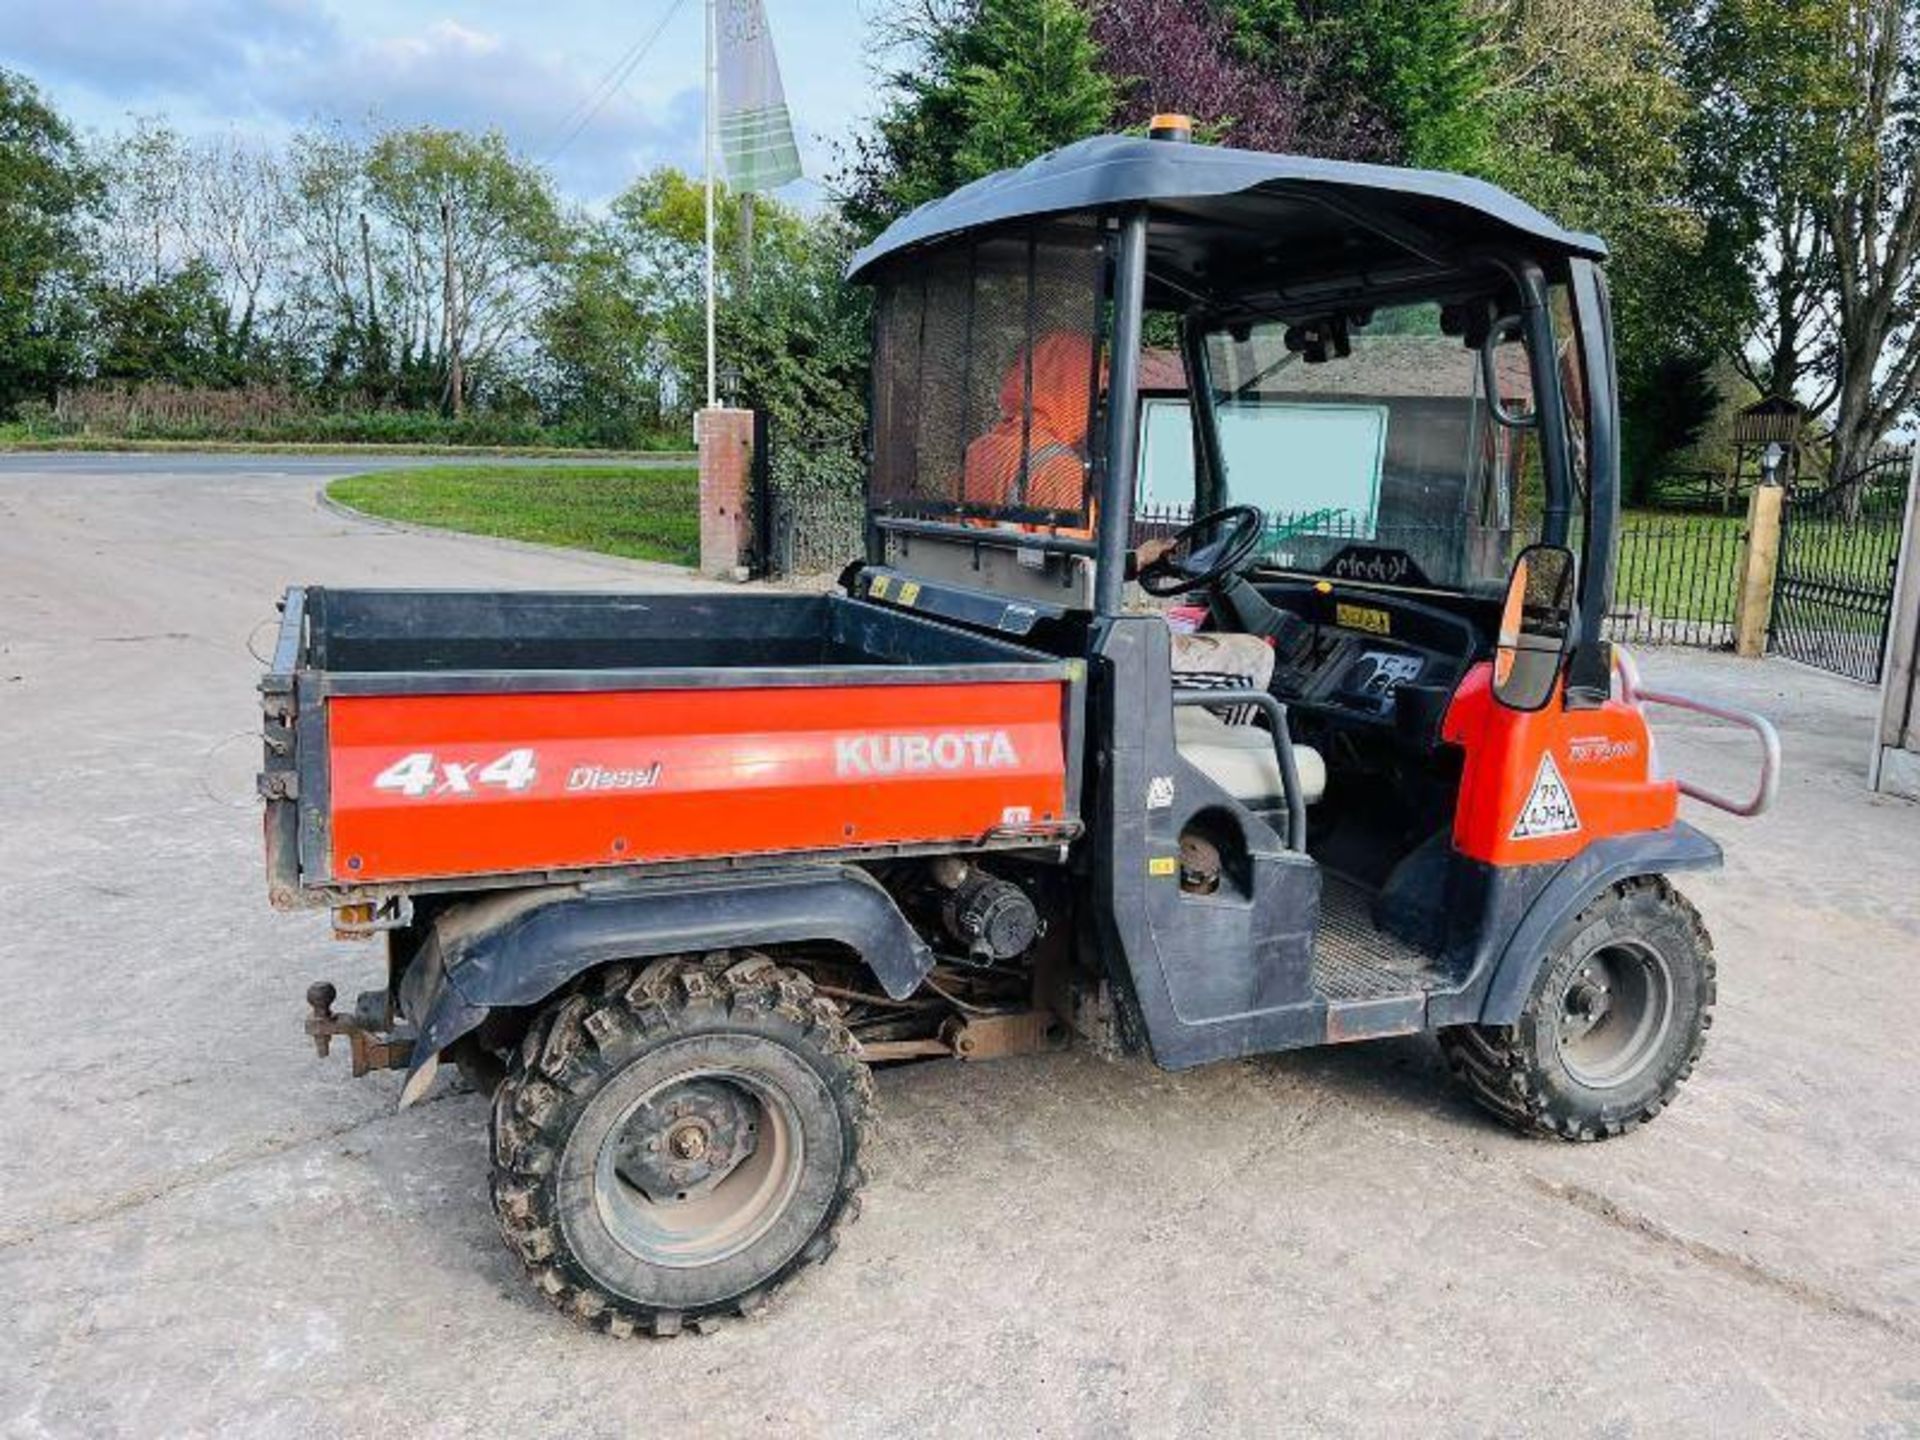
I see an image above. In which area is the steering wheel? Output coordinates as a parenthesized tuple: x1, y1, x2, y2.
(1136, 505, 1267, 596)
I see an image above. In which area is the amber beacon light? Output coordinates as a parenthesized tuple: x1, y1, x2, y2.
(1148, 113, 1194, 142)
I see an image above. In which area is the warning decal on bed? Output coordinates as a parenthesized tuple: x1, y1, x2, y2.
(1510, 752, 1582, 840)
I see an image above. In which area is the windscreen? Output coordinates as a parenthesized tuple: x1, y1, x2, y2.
(869, 221, 1107, 527)
(1201, 300, 1550, 595)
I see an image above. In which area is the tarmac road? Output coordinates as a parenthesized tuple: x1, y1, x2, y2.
(2, 453, 1917, 1437)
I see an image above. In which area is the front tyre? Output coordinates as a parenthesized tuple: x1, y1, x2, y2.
(490, 954, 873, 1336)
(1440, 878, 1714, 1142)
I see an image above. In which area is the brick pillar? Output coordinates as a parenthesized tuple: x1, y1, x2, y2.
(698, 406, 755, 579)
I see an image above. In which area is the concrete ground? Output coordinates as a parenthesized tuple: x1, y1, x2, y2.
(1, 453, 1916, 1438)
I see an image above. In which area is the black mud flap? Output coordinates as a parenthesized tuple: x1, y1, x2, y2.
(395, 865, 933, 1106)
(1473, 821, 1724, 1026)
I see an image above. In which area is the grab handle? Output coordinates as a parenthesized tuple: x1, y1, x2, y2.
(1614, 650, 1780, 817)
(1172, 687, 1308, 850)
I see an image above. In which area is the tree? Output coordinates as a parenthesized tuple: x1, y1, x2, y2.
(1674, 0, 1920, 482)
(1092, 0, 1394, 159)
(91, 120, 293, 384)
(92, 118, 191, 291)
(948, 0, 1118, 179)
(1670, 0, 1850, 412)
(1221, 0, 1491, 167)
(363, 127, 567, 413)
(281, 125, 390, 395)
(575, 168, 869, 444)
(0, 68, 101, 413)
(537, 229, 671, 442)
(840, 0, 1115, 235)
(182, 135, 288, 374)
(1472, 0, 1744, 486)
(90, 261, 231, 385)
(1823, 0, 1920, 483)
(1620, 352, 1721, 503)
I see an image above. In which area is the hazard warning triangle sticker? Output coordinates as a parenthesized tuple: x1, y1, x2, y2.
(1510, 752, 1582, 840)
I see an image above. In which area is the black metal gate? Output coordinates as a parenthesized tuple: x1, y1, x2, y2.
(1770, 448, 1914, 682)
(1606, 513, 1746, 650)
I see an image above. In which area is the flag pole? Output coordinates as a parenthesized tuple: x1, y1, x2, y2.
(704, 0, 718, 410)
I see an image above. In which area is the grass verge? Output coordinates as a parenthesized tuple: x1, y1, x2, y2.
(328, 464, 701, 567)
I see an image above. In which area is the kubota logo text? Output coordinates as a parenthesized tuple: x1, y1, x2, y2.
(835, 730, 1019, 776)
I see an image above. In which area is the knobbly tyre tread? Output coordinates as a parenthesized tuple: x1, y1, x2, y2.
(1438, 878, 1715, 1142)
(489, 952, 874, 1337)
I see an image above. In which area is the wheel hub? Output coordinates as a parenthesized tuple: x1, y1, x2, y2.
(610, 1078, 759, 1202)
(1560, 971, 1612, 1041)
(1555, 943, 1673, 1089)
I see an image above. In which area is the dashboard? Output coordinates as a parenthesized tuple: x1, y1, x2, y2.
(1214, 577, 1490, 745)
(1274, 631, 1446, 716)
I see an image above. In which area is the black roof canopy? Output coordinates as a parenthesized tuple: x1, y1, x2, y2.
(848, 135, 1606, 314)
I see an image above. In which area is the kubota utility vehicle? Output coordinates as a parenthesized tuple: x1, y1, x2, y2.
(260, 123, 1779, 1337)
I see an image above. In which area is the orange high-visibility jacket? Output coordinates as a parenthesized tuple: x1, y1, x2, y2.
(962, 332, 1098, 512)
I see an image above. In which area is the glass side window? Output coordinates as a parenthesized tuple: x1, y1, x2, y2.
(1215, 402, 1388, 536)
(1137, 396, 1197, 509)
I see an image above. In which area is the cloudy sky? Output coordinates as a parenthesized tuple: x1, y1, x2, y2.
(0, 0, 879, 201)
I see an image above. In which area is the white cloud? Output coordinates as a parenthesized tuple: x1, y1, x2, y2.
(0, 0, 337, 102)
(1, 0, 706, 200)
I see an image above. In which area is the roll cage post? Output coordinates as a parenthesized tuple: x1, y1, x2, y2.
(1095, 205, 1151, 617)
(1566, 257, 1621, 705)
(1508, 258, 1575, 551)
(1179, 312, 1228, 517)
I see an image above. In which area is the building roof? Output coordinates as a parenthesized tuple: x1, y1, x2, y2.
(1136, 335, 1531, 400)
(849, 134, 1607, 283)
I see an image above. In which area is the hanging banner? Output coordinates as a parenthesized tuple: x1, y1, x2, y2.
(717, 0, 803, 192)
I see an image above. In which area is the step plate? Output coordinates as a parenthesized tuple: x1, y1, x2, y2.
(1312, 879, 1448, 1003)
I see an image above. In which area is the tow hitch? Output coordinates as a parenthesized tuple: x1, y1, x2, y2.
(304, 981, 414, 1078)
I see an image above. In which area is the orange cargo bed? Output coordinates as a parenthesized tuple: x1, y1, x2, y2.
(260, 589, 1083, 904)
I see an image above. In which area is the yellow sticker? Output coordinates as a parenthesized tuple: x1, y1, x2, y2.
(1336, 602, 1391, 636)
(1148, 855, 1179, 877)
(869, 575, 891, 599)
(897, 581, 921, 607)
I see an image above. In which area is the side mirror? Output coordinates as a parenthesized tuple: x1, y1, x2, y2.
(1493, 544, 1576, 711)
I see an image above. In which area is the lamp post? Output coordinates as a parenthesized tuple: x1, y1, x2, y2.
(1760, 440, 1786, 488)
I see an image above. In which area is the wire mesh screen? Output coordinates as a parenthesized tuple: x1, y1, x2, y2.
(870, 221, 1106, 526)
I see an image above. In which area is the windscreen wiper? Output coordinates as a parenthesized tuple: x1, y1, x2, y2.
(1231, 347, 1302, 399)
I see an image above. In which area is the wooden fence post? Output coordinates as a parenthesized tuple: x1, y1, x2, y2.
(1734, 483, 1784, 658)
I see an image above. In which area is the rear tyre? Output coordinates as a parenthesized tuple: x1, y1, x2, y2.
(450, 1037, 507, 1098)
(490, 953, 873, 1336)
(1439, 878, 1714, 1142)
